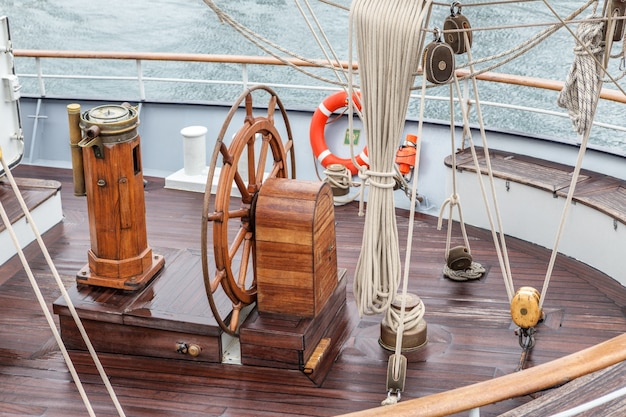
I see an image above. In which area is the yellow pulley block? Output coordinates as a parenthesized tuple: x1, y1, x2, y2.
(510, 286, 543, 329)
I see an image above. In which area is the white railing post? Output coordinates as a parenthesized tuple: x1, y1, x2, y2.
(136, 59, 146, 101)
(242, 63, 249, 91)
(35, 57, 45, 97)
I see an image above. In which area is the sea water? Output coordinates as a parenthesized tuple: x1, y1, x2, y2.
(1, 0, 625, 152)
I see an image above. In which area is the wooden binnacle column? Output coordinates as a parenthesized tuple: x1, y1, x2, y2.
(73, 103, 164, 290)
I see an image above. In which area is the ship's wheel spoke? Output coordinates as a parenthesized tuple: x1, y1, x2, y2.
(228, 207, 249, 219)
(256, 135, 271, 184)
(247, 136, 258, 188)
(201, 85, 294, 337)
(236, 233, 253, 289)
(233, 170, 252, 203)
(228, 227, 248, 260)
(229, 303, 243, 332)
(209, 268, 226, 293)
(266, 96, 277, 121)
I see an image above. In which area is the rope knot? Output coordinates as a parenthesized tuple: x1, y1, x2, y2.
(362, 169, 397, 189)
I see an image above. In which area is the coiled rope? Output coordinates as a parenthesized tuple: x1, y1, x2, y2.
(557, 11, 605, 135)
(350, 0, 432, 405)
(350, 0, 429, 316)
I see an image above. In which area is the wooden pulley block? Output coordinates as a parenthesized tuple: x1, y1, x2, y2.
(422, 28, 455, 84)
(443, 1, 473, 54)
(446, 245, 472, 271)
(510, 286, 543, 329)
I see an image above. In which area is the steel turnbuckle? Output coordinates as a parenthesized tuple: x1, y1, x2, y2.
(516, 327, 536, 371)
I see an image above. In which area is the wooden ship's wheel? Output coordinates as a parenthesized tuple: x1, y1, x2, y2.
(201, 86, 296, 337)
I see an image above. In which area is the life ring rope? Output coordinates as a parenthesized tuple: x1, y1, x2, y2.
(309, 90, 368, 176)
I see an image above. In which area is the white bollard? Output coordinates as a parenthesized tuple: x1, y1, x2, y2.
(180, 125, 207, 176)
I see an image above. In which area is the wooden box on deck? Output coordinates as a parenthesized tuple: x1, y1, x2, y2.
(255, 178, 338, 317)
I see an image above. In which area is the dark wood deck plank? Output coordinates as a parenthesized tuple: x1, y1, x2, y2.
(0, 165, 625, 416)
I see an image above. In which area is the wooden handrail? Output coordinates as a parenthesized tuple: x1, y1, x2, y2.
(456, 69, 626, 104)
(13, 49, 626, 104)
(13, 49, 352, 69)
(337, 333, 626, 417)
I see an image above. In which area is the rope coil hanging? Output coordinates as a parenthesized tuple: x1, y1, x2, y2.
(350, 0, 429, 316)
(557, 12, 605, 135)
(350, 0, 432, 405)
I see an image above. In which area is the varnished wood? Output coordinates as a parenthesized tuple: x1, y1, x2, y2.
(499, 361, 626, 416)
(339, 333, 626, 417)
(80, 133, 164, 290)
(256, 178, 338, 317)
(202, 86, 294, 335)
(11, 50, 626, 105)
(445, 147, 626, 224)
(1, 165, 626, 417)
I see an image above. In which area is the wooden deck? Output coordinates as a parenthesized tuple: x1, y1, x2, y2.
(1, 165, 625, 416)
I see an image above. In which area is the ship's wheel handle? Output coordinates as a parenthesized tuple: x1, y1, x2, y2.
(201, 86, 295, 337)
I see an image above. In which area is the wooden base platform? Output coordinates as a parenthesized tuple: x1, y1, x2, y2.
(53, 246, 354, 384)
(53, 247, 225, 363)
(241, 269, 355, 386)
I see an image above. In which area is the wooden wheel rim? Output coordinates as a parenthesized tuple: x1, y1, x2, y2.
(201, 85, 295, 336)
(213, 118, 288, 304)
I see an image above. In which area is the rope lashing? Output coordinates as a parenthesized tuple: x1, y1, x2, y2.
(557, 14, 605, 135)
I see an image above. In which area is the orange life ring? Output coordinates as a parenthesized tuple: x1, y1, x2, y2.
(310, 91, 369, 176)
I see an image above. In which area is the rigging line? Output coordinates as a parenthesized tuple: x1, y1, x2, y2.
(389, 59, 430, 373)
(441, 15, 608, 34)
(296, 0, 367, 127)
(452, 1, 594, 78)
(539, 13, 607, 310)
(202, 0, 349, 88)
(295, 0, 350, 87)
(464, 38, 516, 300)
(433, 0, 542, 8)
(0, 210, 96, 416)
(415, 1, 595, 87)
(352, 0, 429, 319)
(453, 72, 515, 302)
(437, 83, 472, 255)
(316, 0, 350, 12)
(542, 0, 626, 96)
(0, 153, 125, 417)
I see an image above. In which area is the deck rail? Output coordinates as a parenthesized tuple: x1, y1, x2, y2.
(11, 49, 626, 143)
(338, 333, 626, 417)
